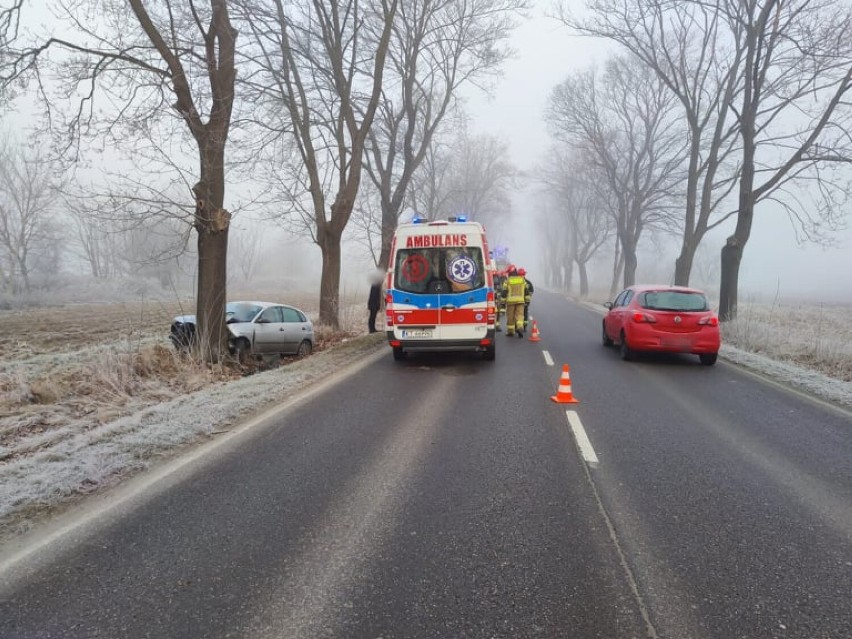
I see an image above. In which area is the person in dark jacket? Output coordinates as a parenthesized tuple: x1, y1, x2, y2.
(368, 281, 382, 333)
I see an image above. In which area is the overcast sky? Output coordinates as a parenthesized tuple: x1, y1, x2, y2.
(459, 1, 852, 302)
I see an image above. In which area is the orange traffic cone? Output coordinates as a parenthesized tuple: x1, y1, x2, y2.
(551, 364, 580, 404)
(529, 320, 541, 342)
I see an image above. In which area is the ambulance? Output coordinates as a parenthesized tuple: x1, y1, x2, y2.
(385, 216, 496, 361)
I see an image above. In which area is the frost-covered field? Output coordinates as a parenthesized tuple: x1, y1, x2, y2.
(722, 299, 852, 382)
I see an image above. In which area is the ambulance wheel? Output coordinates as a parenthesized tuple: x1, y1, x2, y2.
(392, 346, 406, 361)
(483, 342, 496, 361)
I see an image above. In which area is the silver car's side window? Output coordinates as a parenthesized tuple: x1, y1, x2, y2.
(281, 307, 302, 323)
(259, 307, 284, 323)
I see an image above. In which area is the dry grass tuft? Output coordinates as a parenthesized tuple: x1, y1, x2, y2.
(27, 378, 66, 405)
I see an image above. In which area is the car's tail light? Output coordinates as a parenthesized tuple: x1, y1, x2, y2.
(632, 312, 657, 323)
(698, 316, 719, 327)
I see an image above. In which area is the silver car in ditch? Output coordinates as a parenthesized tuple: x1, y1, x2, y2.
(170, 301, 315, 358)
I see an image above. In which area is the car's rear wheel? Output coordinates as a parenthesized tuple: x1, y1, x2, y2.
(297, 339, 312, 357)
(392, 346, 406, 361)
(699, 352, 718, 366)
(602, 322, 613, 347)
(619, 331, 634, 361)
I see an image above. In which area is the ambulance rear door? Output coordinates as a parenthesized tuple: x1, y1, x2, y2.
(439, 246, 490, 343)
(392, 246, 443, 343)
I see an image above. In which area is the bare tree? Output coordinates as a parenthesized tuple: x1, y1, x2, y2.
(535, 199, 571, 289)
(406, 136, 457, 221)
(240, 0, 398, 329)
(566, 0, 852, 319)
(64, 195, 122, 278)
(229, 223, 263, 285)
(563, 0, 744, 288)
(364, 0, 526, 269)
(0, 136, 60, 292)
(539, 147, 613, 296)
(407, 127, 517, 223)
(1, 0, 238, 361)
(348, 179, 386, 266)
(548, 56, 686, 287)
(718, 0, 852, 319)
(444, 130, 517, 229)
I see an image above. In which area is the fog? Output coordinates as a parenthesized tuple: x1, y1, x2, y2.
(456, 3, 852, 303)
(3, 0, 852, 312)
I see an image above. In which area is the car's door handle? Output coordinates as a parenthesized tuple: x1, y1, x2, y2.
(279, 327, 286, 331)
(302, 327, 307, 330)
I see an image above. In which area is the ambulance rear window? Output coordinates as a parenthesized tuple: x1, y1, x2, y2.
(394, 247, 485, 294)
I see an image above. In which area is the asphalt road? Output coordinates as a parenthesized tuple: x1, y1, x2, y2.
(1, 290, 851, 639)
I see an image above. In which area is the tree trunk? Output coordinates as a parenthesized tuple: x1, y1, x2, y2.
(318, 225, 343, 329)
(193, 171, 230, 364)
(609, 239, 623, 298)
(378, 197, 396, 270)
(19, 260, 31, 292)
(577, 260, 589, 297)
(563, 255, 574, 292)
(674, 240, 697, 286)
(719, 240, 743, 321)
(622, 242, 638, 288)
(719, 181, 755, 321)
(674, 130, 702, 287)
(720, 22, 758, 322)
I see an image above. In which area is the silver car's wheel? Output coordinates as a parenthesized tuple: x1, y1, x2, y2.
(297, 339, 312, 357)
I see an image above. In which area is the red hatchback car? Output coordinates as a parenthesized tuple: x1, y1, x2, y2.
(603, 285, 721, 365)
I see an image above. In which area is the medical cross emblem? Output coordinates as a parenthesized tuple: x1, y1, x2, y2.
(448, 256, 476, 284)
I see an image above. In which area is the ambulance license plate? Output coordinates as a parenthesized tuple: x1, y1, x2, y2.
(401, 329, 432, 338)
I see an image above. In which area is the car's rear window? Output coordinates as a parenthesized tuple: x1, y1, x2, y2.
(639, 291, 709, 312)
(394, 247, 485, 294)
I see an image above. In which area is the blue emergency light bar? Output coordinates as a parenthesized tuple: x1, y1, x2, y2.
(412, 216, 426, 223)
(447, 215, 467, 222)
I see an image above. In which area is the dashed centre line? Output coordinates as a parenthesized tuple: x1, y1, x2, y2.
(542, 350, 554, 366)
(566, 410, 599, 465)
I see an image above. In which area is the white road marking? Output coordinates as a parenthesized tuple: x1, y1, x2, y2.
(542, 350, 554, 366)
(566, 410, 599, 465)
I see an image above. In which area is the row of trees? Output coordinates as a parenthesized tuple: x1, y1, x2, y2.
(0, 0, 527, 360)
(0, 139, 194, 293)
(540, 0, 852, 318)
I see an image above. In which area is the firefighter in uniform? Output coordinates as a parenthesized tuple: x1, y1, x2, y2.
(519, 268, 534, 328)
(502, 266, 527, 337)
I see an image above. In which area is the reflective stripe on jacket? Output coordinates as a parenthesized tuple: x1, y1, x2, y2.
(504, 275, 526, 304)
